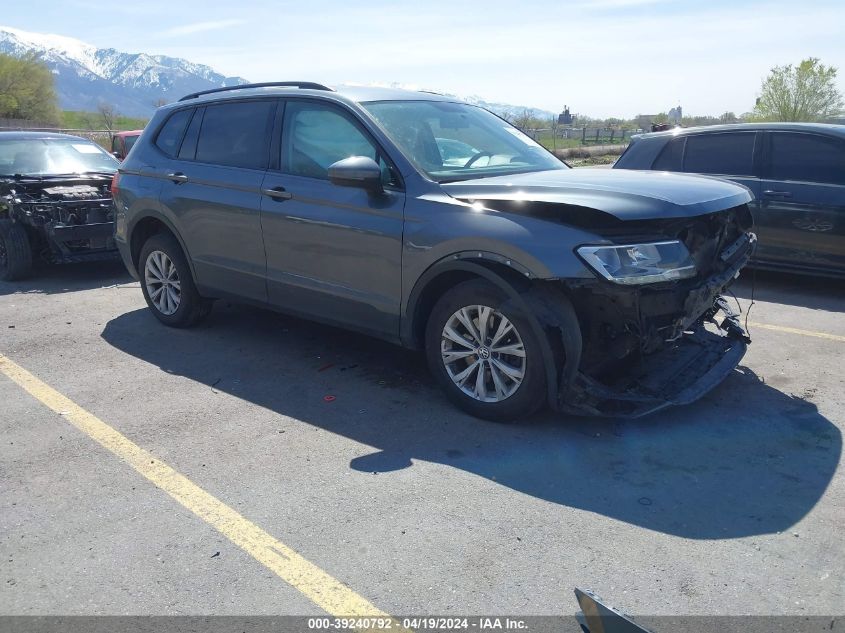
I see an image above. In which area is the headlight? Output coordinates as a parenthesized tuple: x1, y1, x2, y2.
(577, 240, 696, 285)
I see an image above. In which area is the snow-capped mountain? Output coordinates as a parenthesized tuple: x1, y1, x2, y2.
(0, 26, 558, 121)
(0, 26, 248, 117)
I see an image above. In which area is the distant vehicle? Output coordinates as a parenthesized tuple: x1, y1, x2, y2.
(0, 131, 119, 280)
(614, 123, 845, 277)
(111, 130, 143, 161)
(113, 82, 755, 421)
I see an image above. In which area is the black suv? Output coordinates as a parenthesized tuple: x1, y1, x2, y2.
(614, 123, 845, 277)
(113, 82, 756, 421)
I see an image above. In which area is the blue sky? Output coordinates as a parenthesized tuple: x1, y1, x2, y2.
(5, 0, 844, 118)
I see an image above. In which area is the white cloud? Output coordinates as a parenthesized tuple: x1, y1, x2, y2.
(157, 19, 246, 38)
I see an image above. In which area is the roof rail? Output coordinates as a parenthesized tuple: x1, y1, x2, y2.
(178, 81, 333, 102)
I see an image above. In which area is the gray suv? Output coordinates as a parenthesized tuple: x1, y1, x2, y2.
(113, 82, 756, 421)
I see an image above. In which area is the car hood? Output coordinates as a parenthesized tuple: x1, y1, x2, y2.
(440, 168, 753, 220)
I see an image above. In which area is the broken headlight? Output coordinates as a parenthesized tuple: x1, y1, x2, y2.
(577, 240, 696, 285)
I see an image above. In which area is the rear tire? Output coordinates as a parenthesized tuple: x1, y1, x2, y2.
(425, 279, 548, 422)
(139, 232, 211, 327)
(0, 220, 33, 281)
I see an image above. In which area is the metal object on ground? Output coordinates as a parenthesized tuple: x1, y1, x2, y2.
(575, 588, 653, 633)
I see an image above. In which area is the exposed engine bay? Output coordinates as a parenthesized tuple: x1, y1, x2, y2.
(0, 176, 117, 263)
(527, 204, 756, 417)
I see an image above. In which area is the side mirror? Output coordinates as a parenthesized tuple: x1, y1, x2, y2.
(328, 156, 382, 192)
(112, 151, 123, 160)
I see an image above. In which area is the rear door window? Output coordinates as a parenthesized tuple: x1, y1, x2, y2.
(195, 100, 274, 170)
(768, 132, 845, 185)
(682, 132, 755, 176)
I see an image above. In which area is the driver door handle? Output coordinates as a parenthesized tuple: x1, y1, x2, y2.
(166, 172, 188, 184)
(262, 186, 293, 200)
(763, 190, 792, 198)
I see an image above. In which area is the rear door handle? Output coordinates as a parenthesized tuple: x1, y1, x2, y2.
(166, 172, 188, 184)
(763, 190, 792, 198)
(262, 186, 293, 201)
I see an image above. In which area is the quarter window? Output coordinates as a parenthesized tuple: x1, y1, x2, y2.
(652, 137, 684, 171)
(682, 133, 755, 176)
(195, 101, 274, 169)
(155, 109, 193, 158)
(178, 108, 203, 160)
(769, 133, 845, 185)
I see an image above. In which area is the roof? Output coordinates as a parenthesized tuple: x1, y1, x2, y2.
(334, 85, 458, 103)
(113, 129, 144, 137)
(174, 83, 461, 108)
(0, 131, 92, 141)
(639, 122, 845, 139)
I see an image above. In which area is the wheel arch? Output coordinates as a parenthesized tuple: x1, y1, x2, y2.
(403, 256, 582, 409)
(128, 212, 196, 280)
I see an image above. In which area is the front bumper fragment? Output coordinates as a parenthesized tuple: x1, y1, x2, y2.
(558, 300, 748, 418)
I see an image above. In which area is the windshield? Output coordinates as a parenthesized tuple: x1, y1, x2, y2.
(0, 138, 119, 177)
(362, 100, 566, 182)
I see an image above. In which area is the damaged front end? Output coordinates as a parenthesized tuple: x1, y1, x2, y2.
(1, 177, 117, 263)
(556, 205, 756, 418)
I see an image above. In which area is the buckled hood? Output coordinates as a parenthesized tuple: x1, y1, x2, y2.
(440, 167, 753, 220)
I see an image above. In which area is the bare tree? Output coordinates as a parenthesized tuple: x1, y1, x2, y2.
(98, 102, 117, 132)
(496, 108, 515, 124)
(513, 108, 535, 132)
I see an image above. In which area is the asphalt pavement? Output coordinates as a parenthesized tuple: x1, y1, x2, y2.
(1, 261, 843, 621)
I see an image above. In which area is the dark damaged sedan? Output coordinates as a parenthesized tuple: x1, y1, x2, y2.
(113, 84, 756, 421)
(0, 131, 119, 280)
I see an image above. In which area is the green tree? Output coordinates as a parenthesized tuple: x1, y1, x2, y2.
(0, 53, 61, 123)
(753, 58, 844, 122)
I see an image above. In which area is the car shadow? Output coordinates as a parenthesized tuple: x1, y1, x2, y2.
(101, 302, 841, 540)
(731, 268, 845, 312)
(0, 261, 132, 297)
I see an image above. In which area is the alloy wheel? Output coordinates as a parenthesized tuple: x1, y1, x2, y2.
(440, 304, 527, 403)
(144, 250, 181, 315)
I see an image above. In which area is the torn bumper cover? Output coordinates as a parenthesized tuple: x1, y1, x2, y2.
(557, 233, 755, 418)
(559, 322, 748, 417)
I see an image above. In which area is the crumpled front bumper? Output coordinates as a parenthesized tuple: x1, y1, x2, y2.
(558, 317, 748, 417)
(556, 234, 755, 418)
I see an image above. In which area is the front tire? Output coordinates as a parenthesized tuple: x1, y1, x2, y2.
(139, 232, 211, 327)
(0, 220, 33, 281)
(425, 279, 548, 422)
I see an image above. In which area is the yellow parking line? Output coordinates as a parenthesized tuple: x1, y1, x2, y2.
(748, 322, 845, 343)
(0, 353, 400, 624)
